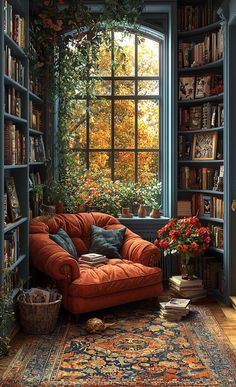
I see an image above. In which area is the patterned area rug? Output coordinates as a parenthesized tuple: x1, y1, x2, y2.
(1, 303, 236, 386)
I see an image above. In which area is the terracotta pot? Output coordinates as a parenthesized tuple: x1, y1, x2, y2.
(121, 207, 133, 218)
(150, 208, 160, 218)
(55, 201, 64, 214)
(138, 204, 147, 218)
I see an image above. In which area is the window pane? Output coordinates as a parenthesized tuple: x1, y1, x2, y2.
(114, 152, 135, 181)
(114, 32, 135, 76)
(68, 101, 87, 149)
(138, 100, 159, 148)
(138, 152, 159, 183)
(91, 37, 111, 76)
(114, 80, 135, 95)
(74, 151, 86, 167)
(138, 37, 159, 76)
(114, 100, 135, 148)
(94, 80, 111, 95)
(89, 152, 111, 177)
(138, 80, 159, 96)
(89, 100, 111, 148)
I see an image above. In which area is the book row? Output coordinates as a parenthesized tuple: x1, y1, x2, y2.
(177, 1, 219, 32)
(178, 132, 223, 161)
(177, 194, 224, 219)
(29, 171, 42, 188)
(199, 257, 224, 292)
(29, 101, 43, 131)
(210, 225, 224, 249)
(4, 172, 44, 226)
(3, 228, 20, 270)
(179, 74, 223, 101)
(178, 194, 224, 219)
(178, 28, 223, 68)
(3, 0, 25, 49)
(179, 166, 224, 191)
(29, 135, 46, 163)
(29, 77, 44, 99)
(4, 176, 22, 224)
(4, 121, 25, 165)
(179, 103, 224, 131)
(5, 86, 22, 117)
(4, 46, 25, 85)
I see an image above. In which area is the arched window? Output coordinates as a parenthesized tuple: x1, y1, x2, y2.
(68, 28, 164, 184)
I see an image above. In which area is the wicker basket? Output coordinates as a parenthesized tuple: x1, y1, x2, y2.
(17, 293, 62, 334)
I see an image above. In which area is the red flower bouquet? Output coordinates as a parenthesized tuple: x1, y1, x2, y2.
(155, 217, 211, 279)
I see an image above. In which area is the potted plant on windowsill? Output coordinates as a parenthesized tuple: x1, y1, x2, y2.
(154, 216, 211, 280)
(141, 180, 162, 218)
(48, 181, 65, 214)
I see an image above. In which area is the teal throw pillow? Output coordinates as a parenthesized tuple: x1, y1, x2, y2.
(89, 225, 126, 258)
(49, 228, 78, 259)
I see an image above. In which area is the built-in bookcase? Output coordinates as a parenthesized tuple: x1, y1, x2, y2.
(177, 0, 225, 299)
(0, 0, 30, 300)
(0, 0, 47, 301)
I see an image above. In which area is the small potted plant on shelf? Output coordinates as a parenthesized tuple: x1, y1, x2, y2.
(154, 216, 211, 279)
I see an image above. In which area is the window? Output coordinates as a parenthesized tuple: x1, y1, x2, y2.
(68, 29, 164, 184)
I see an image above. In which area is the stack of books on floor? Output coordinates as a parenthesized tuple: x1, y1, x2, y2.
(78, 253, 109, 266)
(159, 298, 190, 321)
(169, 275, 207, 301)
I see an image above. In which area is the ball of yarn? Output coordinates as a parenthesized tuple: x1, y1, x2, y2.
(85, 318, 105, 333)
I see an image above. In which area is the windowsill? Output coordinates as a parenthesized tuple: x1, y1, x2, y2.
(118, 216, 169, 223)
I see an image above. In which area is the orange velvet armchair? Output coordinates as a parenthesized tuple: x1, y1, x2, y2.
(29, 212, 163, 315)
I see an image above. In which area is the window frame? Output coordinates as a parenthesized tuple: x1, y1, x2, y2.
(72, 28, 164, 183)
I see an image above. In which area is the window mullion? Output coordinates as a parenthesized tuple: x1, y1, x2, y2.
(111, 31, 115, 180)
(86, 96, 90, 169)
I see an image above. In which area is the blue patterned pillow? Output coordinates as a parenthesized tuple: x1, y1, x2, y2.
(89, 225, 126, 258)
(49, 228, 78, 258)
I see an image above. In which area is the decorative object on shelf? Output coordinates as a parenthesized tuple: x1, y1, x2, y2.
(149, 208, 160, 218)
(155, 217, 211, 280)
(192, 131, 218, 160)
(5, 176, 22, 222)
(121, 208, 133, 218)
(138, 204, 147, 218)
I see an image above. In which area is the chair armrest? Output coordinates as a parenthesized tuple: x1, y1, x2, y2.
(29, 233, 80, 283)
(120, 232, 160, 267)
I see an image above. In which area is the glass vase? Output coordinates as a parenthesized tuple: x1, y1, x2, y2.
(181, 258, 195, 280)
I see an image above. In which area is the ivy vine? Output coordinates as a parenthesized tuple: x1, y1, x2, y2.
(30, 0, 144, 209)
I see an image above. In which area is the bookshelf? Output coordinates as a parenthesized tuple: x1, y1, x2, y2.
(0, 0, 48, 303)
(177, 0, 225, 298)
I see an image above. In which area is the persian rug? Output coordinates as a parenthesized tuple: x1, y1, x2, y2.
(1, 304, 236, 387)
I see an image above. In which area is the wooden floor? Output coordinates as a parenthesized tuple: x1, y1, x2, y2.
(0, 295, 236, 377)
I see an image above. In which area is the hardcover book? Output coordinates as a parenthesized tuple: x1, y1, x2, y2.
(189, 106, 202, 130)
(179, 77, 195, 100)
(195, 75, 211, 99)
(5, 176, 22, 222)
